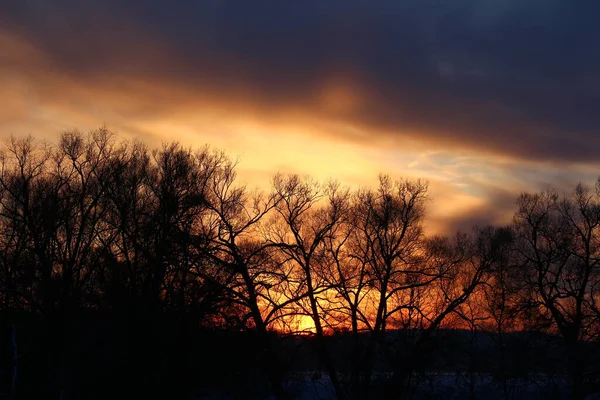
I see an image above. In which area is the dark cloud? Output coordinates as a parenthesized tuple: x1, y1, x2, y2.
(2, 0, 600, 162)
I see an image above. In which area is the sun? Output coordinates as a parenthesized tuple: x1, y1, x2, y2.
(295, 315, 316, 334)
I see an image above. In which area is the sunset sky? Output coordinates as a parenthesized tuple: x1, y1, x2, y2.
(2, 0, 599, 234)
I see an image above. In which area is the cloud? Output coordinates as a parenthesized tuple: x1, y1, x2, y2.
(430, 186, 517, 235)
(2, 0, 600, 235)
(3, 0, 600, 163)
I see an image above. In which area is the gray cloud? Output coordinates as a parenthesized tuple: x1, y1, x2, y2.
(2, 0, 600, 163)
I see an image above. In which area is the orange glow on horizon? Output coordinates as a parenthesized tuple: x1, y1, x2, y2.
(296, 315, 316, 334)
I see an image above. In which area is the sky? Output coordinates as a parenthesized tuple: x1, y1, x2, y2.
(2, 0, 600, 234)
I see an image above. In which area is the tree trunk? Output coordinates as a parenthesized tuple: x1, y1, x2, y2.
(241, 267, 288, 399)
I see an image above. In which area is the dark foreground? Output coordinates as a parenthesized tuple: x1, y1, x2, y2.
(3, 310, 600, 399)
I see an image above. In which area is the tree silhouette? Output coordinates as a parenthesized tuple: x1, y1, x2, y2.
(512, 184, 600, 399)
(2, 128, 600, 399)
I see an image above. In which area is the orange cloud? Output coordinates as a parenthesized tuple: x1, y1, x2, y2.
(2, 7, 599, 236)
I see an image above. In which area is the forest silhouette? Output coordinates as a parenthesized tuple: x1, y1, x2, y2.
(2, 128, 600, 399)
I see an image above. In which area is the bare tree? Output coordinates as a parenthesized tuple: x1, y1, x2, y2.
(475, 225, 521, 399)
(513, 184, 600, 399)
(8, 128, 600, 399)
(350, 176, 428, 398)
(269, 174, 350, 399)
(0, 136, 55, 312)
(186, 157, 298, 398)
(100, 139, 151, 308)
(49, 129, 119, 311)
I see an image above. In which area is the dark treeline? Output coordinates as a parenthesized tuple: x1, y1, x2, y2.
(2, 128, 600, 399)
